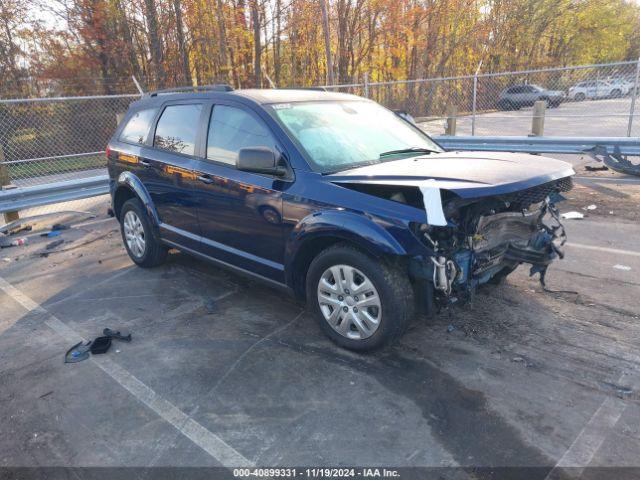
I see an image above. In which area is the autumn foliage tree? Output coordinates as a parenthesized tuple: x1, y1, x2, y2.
(1, 0, 639, 98)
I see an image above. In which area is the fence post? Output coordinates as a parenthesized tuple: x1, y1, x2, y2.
(364, 72, 370, 98)
(445, 105, 457, 135)
(471, 74, 478, 136)
(0, 145, 19, 224)
(471, 60, 482, 136)
(627, 57, 640, 137)
(531, 100, 546, 136)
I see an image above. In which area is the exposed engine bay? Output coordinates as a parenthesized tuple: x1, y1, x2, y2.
(339, 176, 573, 308)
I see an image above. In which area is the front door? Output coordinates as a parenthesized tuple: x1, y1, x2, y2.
(192, 102, 287, 282)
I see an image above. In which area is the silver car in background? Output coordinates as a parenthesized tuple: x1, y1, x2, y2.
(498, 84, 565, 110)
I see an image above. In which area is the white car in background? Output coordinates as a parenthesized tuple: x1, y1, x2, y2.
(568, 80, 629, 101)
(607, 77, 636, 96)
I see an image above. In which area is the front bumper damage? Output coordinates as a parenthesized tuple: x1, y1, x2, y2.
(410, 199, 567, 305)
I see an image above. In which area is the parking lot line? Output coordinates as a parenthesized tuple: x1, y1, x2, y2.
(0, 275, 253, 468)
(565, 242, 640, 257)
(545, 390, 627, 479)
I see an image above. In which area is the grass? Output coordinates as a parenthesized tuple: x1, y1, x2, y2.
(5, 153, 106, 181)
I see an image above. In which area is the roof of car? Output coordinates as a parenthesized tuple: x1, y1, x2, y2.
(133, 87, 363, 108)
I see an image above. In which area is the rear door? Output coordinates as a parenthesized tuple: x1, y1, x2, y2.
(191, 101, 288, 281)
(139, 101, 205, 241)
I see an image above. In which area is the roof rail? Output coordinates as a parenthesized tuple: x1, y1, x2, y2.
(147, 84, 234, 97)
(279, 86, 328, 92)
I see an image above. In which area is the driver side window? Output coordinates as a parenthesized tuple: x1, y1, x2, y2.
(207, 105, 277, 166)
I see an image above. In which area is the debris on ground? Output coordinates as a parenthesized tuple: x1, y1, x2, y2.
(41, 230, 62, 238)
(0, 236, 27, 248)
(205, 299, 218, 314)
(613, 264, 632, 271)
(585, 204, 597, 211)
(584, 164, 608, 172)
(45, 239, 64, 250)
(64, 328, 133, 363)
(560, 211, 585, 220)
(602, 381, 633, 399)
(447, 324, 456, 333)
(6, 224, 32, 235)
(89, 336, 112, 355)
(103, 328, 132, 342)
(64, 341, 92, 363)
(51, 223, 70, 231)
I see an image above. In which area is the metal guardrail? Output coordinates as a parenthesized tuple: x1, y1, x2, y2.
(0, 175, 109, 214)
(1, 136, 639, 216)
(435, 135, 640, 156)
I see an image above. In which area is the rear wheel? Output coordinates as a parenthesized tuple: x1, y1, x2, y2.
(306, 244, 414, 351)
(611, 89, 622, 98)
(120, 198, 167, 267)
(575, 92, 586, 101)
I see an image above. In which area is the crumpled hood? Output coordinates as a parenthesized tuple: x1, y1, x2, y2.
(327, 151, 575, 199)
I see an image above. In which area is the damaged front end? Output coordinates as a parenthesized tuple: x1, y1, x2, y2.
(409, 177, 572, 307)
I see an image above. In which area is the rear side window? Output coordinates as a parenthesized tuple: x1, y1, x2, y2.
(207, 105, 277, 165)
(119, 108, 157, 144)
(154, 104, 203, 156)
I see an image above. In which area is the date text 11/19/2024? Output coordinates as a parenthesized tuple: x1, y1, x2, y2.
(233, 468, 400, 478)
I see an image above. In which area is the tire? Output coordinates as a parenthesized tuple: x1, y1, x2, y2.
(120, 198, 167, 267)
(611, 89, 622, 98)
(498, 99, 513, 111)
(259, 206, 281, 224)
(575, 92, 586, 101)
(306, 244, 414, 351)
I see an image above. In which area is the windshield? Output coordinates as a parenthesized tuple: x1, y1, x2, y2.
(267, 100, 443, 173)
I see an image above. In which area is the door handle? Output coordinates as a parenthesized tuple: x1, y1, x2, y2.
(197, 175, 214, 185)
(139, 159, 151, 167)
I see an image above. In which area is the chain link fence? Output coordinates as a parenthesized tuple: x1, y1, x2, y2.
(1, 60, 639, 222)
(0, 94, 138, 220)
(323, 60, 640, 138)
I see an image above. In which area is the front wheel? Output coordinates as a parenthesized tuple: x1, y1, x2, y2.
(120, 198, 167, 267)
(306, 244, 414, 351)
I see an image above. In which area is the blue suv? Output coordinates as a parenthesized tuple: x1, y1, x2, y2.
(108, 86, 574, 351)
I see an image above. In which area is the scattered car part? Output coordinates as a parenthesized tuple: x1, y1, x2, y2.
(585, 145, 640, 177)
(45, 239, 64, 250)
(89, 336, 112, 355)
(64, 341, 92, 363)
(0, 211, 95, 235)
(561, 211, 585, 220)
(103, 328, 132, 342)
(0, 236, 27, 248)
(51, 223, 70, 231)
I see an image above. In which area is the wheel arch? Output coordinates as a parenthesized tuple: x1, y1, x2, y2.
(284, 210, 410, 298)
(113, 172, 161, 236)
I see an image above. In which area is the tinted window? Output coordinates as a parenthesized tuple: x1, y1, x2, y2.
(120, 108, 157, 144)
(154, 104, 202, 155)
(509, 86, 525, 94)
(207, 105, 277, 165)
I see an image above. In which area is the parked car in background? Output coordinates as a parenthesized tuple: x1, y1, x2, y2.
(568, 80, 628, 101)
(108, 86, 574, 351)
(607, 77, 636, 96)
(498, 84, 565, 110)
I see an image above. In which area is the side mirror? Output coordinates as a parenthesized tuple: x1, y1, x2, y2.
(237, 147, 287, 177)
